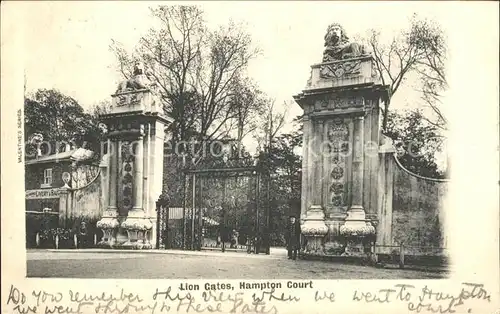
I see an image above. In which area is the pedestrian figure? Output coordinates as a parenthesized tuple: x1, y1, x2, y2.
(286, 215, 301, 260)
(231, 229, 239, 248)
(76, 221, 90, 248)
(216, 233, 221, 247)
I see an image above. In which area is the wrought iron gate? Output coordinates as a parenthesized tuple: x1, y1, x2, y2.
(156, 191, 170, 249)
(156, 139, 271, 254)
(181, 156, 270, 254)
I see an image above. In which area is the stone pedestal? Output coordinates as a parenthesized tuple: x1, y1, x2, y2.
(293, 27, 390, 261)
(340, 208, 375, 256)
(301, 205, 328, 255)
(96, 211, 120, 248)
(97, 74, 173, 249)
(121, 213, 153, 249)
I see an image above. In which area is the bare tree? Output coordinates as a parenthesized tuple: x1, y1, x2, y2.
(368, 14, 447, 131)
(110, 6, 205, 144)
(110, 5, 261, 147)
(414, 18, 448, 130)
(255, 99, 288, 152)
(230, 76, 265, 143)
(195, 21, 261, 141)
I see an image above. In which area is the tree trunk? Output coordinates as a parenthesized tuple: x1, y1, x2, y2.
(382, 99, 390, 132)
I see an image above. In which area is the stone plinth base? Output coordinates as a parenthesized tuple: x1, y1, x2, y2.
(97, 214, 155, 249)
(302, 236, 325, 255)
(300, 251, 376, 266)
(116, 230, 152, 250)
(339, 206, 375, 257)
(96, 216, 120, 248)
(342, 236, 372, 257)
(301, 205, 329, 255)
(323, 240, 345, 255)
(302, 234, 375, 264)
(119, 214, 153, 250)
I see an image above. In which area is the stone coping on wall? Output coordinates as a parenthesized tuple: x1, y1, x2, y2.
(393, 154, 450, 183)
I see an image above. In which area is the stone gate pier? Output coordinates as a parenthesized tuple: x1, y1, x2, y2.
(294, 23, 390, 259)
(97, 62, 173, 249)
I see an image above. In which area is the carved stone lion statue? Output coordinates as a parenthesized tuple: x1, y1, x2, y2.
(115, 61, 152, 94)
(322, 23, 368, 62)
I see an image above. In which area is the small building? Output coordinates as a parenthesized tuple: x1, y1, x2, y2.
(25, 147, 102, 247)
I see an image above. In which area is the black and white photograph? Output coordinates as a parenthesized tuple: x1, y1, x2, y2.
(2, 1, 499, 314)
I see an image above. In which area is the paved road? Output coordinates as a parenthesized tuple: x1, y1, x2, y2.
(26, 249, 447, 279)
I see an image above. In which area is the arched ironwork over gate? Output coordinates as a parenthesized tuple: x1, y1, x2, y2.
(157, 141, 271, 254)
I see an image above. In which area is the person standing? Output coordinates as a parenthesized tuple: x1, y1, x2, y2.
(286, 215, 301, 260)
(231, 229, 239, 248)
(76, 221, 90, 248)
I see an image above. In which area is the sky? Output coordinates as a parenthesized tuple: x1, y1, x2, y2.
(20, 1, 498, 155)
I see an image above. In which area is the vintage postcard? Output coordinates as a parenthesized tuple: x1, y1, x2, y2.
(1, 1, 499, 314)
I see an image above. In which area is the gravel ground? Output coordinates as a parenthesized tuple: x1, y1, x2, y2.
(26, 249, 448, 279)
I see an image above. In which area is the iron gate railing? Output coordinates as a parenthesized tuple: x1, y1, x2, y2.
(156, 191, 170, 249)
(157, 138, 271, 254)
(182, 166, 270, 254)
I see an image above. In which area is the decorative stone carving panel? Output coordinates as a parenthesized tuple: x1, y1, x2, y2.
(116, 92, 144, 107)
(327, 119, 349, 208)
(121, 141, 134, 212)
(320, 59, 362, 79)
(315, 95, 364, 111)
(327, 119, 349, 153)
(317, 98, 329, 109)
(331, 96, 364, 109)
